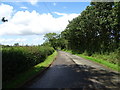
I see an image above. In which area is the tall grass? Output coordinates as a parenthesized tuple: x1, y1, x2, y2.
(63, 49, 120, 72)
(2, 46, 54, 83)
(91, 51, 120, 66)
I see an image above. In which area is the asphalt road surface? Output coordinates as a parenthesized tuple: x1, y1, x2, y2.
(24, 51, 120, 89)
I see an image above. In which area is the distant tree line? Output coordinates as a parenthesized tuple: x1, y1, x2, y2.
(42, 33, 68, 50)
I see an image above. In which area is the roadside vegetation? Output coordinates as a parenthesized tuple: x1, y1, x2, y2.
(2, 45, 56, 88)
(42, 2, 120, 72)
(1, 1, 120, 88)
(63, 49, 120, 72)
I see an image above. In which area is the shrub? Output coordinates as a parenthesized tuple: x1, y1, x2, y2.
(91, 48, 120, 65)
(2, 46, 54, 82)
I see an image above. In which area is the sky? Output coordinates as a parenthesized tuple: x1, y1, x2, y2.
(0, 1, 90, 45)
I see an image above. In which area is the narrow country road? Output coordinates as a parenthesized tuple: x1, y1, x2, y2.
(24, 51, 120, 89)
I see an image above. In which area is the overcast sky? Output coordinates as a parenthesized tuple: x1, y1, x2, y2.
(0, 1, 90, 45)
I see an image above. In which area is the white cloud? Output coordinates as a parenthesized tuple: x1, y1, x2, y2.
(0, 3, 79, 45)
(53, 2, 56, 6)
(0, 35, 44, 45)
(33, 35, 44, 43)
(54, 12, 67, 16)
(0, 38, 27, 44)
(0, 9, 79, 36)
(20, 6, 28, 9)
(29, 0, 38, 5)
(0, 3, 13, 20)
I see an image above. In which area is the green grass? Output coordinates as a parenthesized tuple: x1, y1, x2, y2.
(78, 54, 120, 72)
(3, 51, 58, 88)
(63, 50, 120, 72)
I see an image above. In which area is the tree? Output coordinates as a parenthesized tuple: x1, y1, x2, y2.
(44, 33, 59, 49)
(111, 2, 120, 49)
(14, 43, 19, 46)
(44, 33, 58, 42)
(44, 33, 68, 50)
(60, 1, 119, 55)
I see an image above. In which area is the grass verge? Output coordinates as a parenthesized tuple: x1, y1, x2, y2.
(63, 50, 120, 72)
(3, 51, 58, 88)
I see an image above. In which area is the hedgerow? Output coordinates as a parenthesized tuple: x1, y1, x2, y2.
(2, 46, 54, 82)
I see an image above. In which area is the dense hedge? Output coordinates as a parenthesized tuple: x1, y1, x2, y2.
(2, 46, 54, 82)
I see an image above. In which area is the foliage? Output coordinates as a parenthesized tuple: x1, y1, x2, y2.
(43, 33, 68, 50)
(61, 2, 120, 54)
(91, 48, 120, 65)
(60, 2, 120, 66)
(14, 43, 19, 46)
(44, 33, 58, 42)
(2, 46, 54, 83)
(64, 49, 120, 72)
(3, 51, 57, 88)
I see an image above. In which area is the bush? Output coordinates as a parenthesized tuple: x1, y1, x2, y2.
(91, 48, 120, 65)
(2, 46, 54, 82)
(108, 48, 120, 65)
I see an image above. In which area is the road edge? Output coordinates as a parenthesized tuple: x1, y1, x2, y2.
(18, 51, 58, 88)
(64, 51, 119, 74)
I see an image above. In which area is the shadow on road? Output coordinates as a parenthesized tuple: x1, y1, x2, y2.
(49, 64, 119, 89)
(24, 63, 119, 89)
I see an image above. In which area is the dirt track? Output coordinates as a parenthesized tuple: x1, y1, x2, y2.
(24, 51, 120, 89)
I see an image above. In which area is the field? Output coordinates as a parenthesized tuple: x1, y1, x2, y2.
(2, 45, 54, 85)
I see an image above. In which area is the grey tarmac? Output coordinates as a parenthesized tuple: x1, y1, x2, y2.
(24, 51, 120, 89)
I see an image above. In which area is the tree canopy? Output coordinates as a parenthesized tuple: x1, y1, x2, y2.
(42, 2, 120, 55)
(43, 33, 67, 50)
(61, 2, 120, 55)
